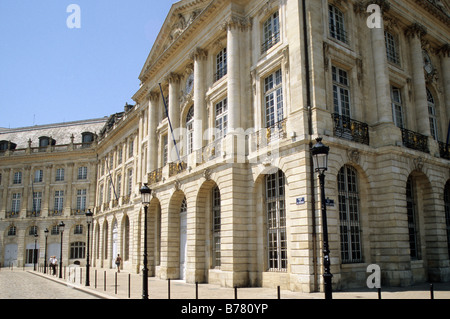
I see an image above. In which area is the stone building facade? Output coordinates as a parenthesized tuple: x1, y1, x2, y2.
(1, 0, 449, 293)
(0, 119, 106, 268)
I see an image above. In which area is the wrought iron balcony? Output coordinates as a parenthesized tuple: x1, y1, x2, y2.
(438, 141, 450, 160)
(401, 128, 429, 153)
(6, 211, 19, 218)
(27, 211, 41, 218)
(148, 167, 163, 185)
(332, 113, 369, 145)
(252, 118, 287, 150)
(169, 159, 187, 177)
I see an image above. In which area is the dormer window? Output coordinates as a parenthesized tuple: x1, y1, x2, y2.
(0, 140, 17, 151)
(82, 132, 94, 146)
(39, 136, 56, 148)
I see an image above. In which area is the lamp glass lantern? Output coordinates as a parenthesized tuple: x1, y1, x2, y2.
(85, 209, 93, 224)
(140, 183, 152, 205)
(44, 228, 49, 238)
(58, 221, 65, 233)
(311, 137, 329, 174)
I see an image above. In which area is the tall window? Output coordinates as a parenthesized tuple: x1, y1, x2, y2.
(116, 175, 122, 198)
(55, 168, 65, 182)
(391, 86, 404, 128)
(54, 190, 64, 212)
(70, 242, 86, 259)
(78, 167, 88, 180)
(33, 192, 42, 213)
(264, 69, 283, 128)
(338, 165, 362, 263)
(444, 182, 450, 258)
(215, 98, 228, 140)
(128, 139, 134, 158)
(13, 172, 22, 184)
(266, 169, 287, 271)
(406, 177, 421, 259)
(162, 135, 168, 166)
(329, 5, 348, 44)
(34, 170, 43, 183)
(12, 193, 21, 213)
(186, 106, 194, 155)
(332, 66, 351, 117)
(427, 88, 439, 140)
(215, 48, 227, 81)
(385, 31, 400, 65)
(76, 189, 87, 212)
(212, 186, 221, 268)
(262, 11, 280, 53)
(127, 169, 133, 195)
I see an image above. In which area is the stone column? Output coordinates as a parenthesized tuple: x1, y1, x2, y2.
(148, 91, 159, 171)
(405, 23, 430, 136)
(167, 73, 181, 162)
(193, 48, 207, 152)
(226, 17, 242, 133)
(439, 44, 450, 123)
(370, 13, 391, 124)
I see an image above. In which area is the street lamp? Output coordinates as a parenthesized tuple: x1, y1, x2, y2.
(44, 228, 49, 274)
(140, 183, 151, 299)
(58, 221, 65, 279)
(34, 233, 39, 271)
(311, 137, 332, 300)
(85, 209, 93, 286)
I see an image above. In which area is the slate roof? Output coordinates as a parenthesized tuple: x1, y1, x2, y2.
(0, 118, 108, 149)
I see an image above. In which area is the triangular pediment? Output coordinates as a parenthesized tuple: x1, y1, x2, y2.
(139, 0, 211, 82)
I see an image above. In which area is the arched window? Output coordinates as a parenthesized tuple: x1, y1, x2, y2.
(406, 177, 421, 259)
(186, 106, 194, 154)
(124, 216, 130, 261)
(265, 169, 286, 271)
(212, 186, 221, 268)
(444, 181, 450, 258)
(338, 165, 362, 263)
(427, 88, 438, 140)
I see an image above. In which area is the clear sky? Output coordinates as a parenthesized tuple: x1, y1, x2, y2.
(0, 0, 174, 129)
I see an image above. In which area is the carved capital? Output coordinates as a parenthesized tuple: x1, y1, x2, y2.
(191, 47, 208, 61)
(167, 72, 182, 84)
(221, 15, 252, 32)
(405, 22, 427, 39)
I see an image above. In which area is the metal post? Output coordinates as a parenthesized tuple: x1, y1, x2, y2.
(142, 204, 149, 299)
(430, 284, 434, 299)
(196, 282, 198, 299)
(128, 273, 131, 298)
(234, 286, 238, 299)
(277, 286, 280, 299)
(378, 287, 382, 299)
(168, 279, 171, 299)
(319, 172, 333, 300)
(59, 230, 64, 279)
(115, 272, 117, 294)
(85, 221, 91, 286)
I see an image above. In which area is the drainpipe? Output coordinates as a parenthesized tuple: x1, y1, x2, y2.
(302, 0, 318, 292)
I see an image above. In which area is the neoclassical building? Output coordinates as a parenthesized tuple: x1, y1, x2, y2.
(2, 0, 449, 293)
(0, 118, 106, 268)
(92, 0, 450, 292)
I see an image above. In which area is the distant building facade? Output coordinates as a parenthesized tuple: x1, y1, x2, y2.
(0, 119, 105, 268)
(1, 0, 450, 293)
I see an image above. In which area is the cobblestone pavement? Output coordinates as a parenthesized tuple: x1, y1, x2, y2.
(0, 269, 100, 299)
(2, 267, 450, 300)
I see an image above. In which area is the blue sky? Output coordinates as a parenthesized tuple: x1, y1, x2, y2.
(0, 0, 174, 128)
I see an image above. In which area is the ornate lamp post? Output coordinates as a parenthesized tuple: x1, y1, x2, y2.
(140, 183, 151, 299)
(85, 209, 93, 286)
(44, 228, 49, 274)
(58, 221, 65, 279)
(311, 137, 332, 300)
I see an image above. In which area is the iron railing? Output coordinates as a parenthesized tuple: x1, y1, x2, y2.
(401, 128, 429, 153)
(332, 113, 369, 145)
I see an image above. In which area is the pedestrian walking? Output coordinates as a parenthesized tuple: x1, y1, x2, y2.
(115, 254, 122, 273)
(49, 256, 57, 276)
